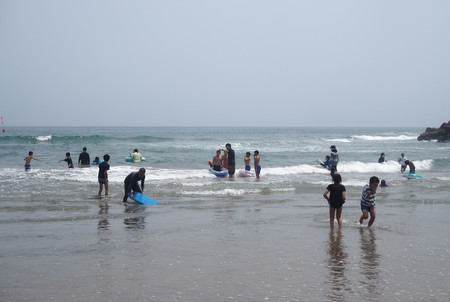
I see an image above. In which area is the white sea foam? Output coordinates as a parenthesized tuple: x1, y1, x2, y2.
(178, 188, 260, 196)
(326, 138, 352, 143)
(36, 135, 52, 141)
(351, 135, 416, 141)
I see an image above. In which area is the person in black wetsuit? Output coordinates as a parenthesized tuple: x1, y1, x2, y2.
(78, 147, 90, 167)
(224, 143, 235, 178)
(123, 168, 146, 202)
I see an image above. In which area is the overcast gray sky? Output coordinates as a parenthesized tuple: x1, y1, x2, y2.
(1, 0, 449, 127)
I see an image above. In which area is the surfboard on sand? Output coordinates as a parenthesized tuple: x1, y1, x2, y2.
(402, 172, 423, 179)
(128, 192, 159, 205)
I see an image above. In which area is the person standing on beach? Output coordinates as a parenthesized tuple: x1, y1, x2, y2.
(254, 150, 261, 179)
(224, 143, 235, 178)
(98, 154, 110, 197)
(78, 147, 90, 167)
(359, 176, 380, 227)
(323, 173, 346, 228)
(123, 168, 146, 202)
(330, 145, 339, 177)
(24, 151, 42, 171)
(398, 153, 407, 173)
(59, 152, 74, 169)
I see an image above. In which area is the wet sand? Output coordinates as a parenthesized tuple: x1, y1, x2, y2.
(1, 194, 449, 302)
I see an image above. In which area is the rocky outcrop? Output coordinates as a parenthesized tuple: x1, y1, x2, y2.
(417, 120, 450, 142)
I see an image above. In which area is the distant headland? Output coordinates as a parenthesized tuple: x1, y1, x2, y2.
(417, 120, 450, 142)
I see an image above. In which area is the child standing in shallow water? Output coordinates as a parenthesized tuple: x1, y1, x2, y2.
(323, 173, 346, 228)
(360, 176, 380, 227)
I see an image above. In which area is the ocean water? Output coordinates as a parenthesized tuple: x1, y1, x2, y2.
(1, 126, 449, 301)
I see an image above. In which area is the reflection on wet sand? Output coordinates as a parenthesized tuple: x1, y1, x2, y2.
(326, 229, 351, 301)
(97, 201, 110, 231)
(123, 202, 146, 230)
(359, 228, 384, 299)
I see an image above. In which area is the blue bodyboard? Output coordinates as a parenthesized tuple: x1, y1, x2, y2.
(209, 167, 228, 178)
(402, 172, 423, 179)
(128, 192, 159, 205)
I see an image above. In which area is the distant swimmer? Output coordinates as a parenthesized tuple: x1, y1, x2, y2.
(404, 160, 416, 174)
(24, 151, 42, 171)
(130, 149, 143, 163)
(59, 152, 74, 169)
(397, 153, 407, 173)
(254, 150, 261, 179)
(380, 180, 388, 187)
(378, 152, 386, 163)
(212, 150, 223, 172)
(330, 145, 339, 177)
(123, 168, 146, 202)
(78, 147, 90, 167)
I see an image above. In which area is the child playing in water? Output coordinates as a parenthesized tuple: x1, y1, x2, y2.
(254, 150, 261, 179)
(212, 150, 222, 171)
(59, 152, 74, 169)
(98, 154, 110, 197)
(404, 160, 416, 174)
(24, 151, 42, 171)
(359, 176, 380, 227)
(244, 152, 251, 171)
(323, 173, 346, 228)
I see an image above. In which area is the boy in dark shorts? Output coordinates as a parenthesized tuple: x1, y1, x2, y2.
(98, 154, 110, 197)
(359, 176, 380, 227)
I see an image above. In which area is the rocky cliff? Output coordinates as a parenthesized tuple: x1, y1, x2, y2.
(417, 120, 450, 142)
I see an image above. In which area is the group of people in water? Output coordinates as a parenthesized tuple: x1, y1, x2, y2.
(210, 143, 261, 179)
(24, 144, 419, 229)
(24, 147, 145, 201)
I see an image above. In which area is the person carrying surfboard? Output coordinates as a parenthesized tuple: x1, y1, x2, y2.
(123, 168, 146, 202)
